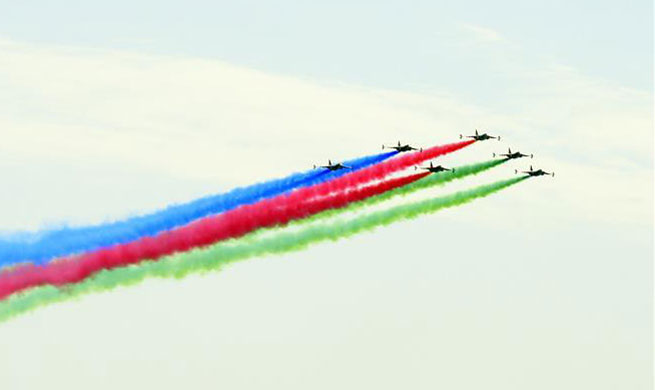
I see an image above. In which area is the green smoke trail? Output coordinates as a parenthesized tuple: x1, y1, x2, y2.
(244, 158, 508, 240)
(0, 174, 525, 323)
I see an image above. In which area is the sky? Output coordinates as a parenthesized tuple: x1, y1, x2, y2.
(0, 1, 652, 389)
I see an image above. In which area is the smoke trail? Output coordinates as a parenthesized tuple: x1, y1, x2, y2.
(266, 158, 509, 233)
(0, 139, 472, 299)
(0, 176, 526, 322)
(0, 172, 431, 299)
(0, 151, 397, 267)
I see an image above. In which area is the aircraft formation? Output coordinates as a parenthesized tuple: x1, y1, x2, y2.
(0, 129, 553, 320)
(315, 129, 554, 178)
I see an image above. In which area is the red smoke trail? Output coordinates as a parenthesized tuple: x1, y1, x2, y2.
(287, 140, 475, 201)
(0, 171, 433, 299)
(0, 140, 473, 298)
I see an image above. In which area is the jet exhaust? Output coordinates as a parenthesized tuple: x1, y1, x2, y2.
(0, 151, 398, 268)
(0, 172, 431, 300)
(0, 175, 525, 323)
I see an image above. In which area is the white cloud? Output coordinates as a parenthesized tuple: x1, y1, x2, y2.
(0, 37, 650, 231)
(460, 23, 504, 42)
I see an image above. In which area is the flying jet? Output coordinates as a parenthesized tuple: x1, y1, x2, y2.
(460, 129, 500, 141)
(516, 165, 554, 177)
(382, 141, 422, 153)
(493, 147, 533, 160)
(313, 160, 351, 171)
(415, 161, 454, 173)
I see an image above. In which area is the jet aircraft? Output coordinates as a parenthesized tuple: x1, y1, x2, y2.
(382, 141, 422, 152)
(494, 147, 533, 160)
(314, 160, 351, 171)
(516, 165, 554, 177)
(460, 129, 500, 141)
(415, 161, 454, 173)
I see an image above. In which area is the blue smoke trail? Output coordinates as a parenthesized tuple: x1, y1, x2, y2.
(0, 151, 398, 267)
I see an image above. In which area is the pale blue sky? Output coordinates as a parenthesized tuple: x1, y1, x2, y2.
(0, 0, 651, 93)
